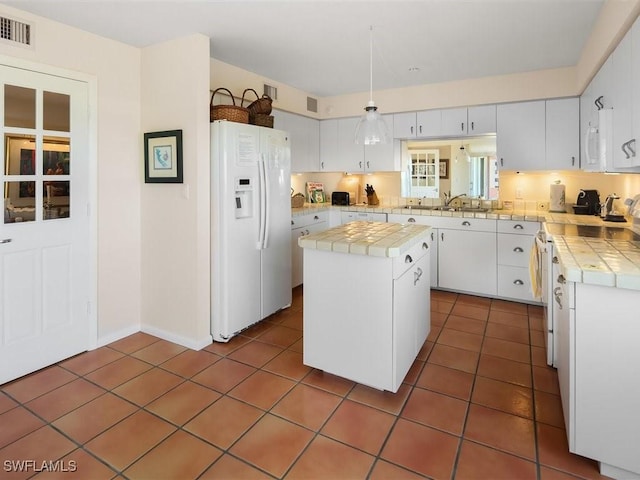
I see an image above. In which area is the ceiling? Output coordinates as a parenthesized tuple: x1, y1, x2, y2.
(2, 0, 605, 98)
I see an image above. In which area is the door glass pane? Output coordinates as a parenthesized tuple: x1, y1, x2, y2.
(42, 137, 70, 175)
(4, 181, 35, 223)
(43, 181, 70, 220)
(4, 134, 36, 175)
(43, 91, 70, 132)
(4, 85, 36, 129)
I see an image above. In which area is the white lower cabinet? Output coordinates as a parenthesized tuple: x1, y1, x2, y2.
(291, 212, 327, 288)
(303, 235, 430, 393)
(388, 213, 437, 287)
(436, 218, 497, 296)
(496, 220, 539, 302)
(556, 280, 640, 479)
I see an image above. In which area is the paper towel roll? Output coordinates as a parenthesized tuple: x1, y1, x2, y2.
(549, 183, 566, 212)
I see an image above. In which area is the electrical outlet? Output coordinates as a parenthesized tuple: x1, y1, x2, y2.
(538, 201, 549, 211)
(515, 188, 523, 199)
(406, 198, 417, 205)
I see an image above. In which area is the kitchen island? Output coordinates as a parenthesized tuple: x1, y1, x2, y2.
(299, 221, 431, 393)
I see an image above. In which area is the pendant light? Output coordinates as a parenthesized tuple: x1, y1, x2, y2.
(354, 26, 390, 145)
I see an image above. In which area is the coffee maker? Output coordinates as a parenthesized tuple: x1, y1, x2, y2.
(574, 189, 601, 215)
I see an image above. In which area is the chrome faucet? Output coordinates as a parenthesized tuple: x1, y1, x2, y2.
(445, 193, 467, 207)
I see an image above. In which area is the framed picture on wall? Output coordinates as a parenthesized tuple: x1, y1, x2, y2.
(439, 159, 449, 179)
(144, 129, 183, 183)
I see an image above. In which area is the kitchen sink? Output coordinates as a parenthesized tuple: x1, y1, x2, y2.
(405, 205, 491, 213)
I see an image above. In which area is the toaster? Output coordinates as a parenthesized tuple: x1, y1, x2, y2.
(331, 191, 350, 206)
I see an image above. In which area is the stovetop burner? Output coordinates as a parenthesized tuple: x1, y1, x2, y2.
(545, 223, 640, 241)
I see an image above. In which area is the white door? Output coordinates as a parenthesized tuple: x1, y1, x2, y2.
(1, 64, 91, 384)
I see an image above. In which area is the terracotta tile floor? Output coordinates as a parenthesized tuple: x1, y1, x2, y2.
(0, 288, 611, 479)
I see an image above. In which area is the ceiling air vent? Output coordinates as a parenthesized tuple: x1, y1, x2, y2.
(263, 84, 277, 101)
(0, 16, 32, 46)
(307, 97, 318, 113)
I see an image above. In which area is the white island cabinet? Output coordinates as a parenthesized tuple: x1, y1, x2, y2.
(299, 221, 431, 393)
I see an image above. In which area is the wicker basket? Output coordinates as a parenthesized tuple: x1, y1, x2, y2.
(250, 113, 274, 128)
(291, 193, 305, 208)
(210, 88, 249, 124)
(242, 88, 273, 115)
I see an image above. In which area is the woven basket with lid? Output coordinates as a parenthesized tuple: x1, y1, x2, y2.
(242, 88, 273, 115)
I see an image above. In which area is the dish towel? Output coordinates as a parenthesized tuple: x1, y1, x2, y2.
(529, 242, 542, 300)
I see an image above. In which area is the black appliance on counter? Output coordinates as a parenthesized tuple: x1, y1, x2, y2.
(573, 189, 600, 215)
(331, 191, 350, 206)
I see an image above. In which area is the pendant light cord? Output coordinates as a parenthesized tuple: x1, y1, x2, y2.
(369, 25, 374, 105)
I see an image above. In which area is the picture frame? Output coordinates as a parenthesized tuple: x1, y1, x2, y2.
(439, 159, 449, 179)
(144, 130, 183, 183)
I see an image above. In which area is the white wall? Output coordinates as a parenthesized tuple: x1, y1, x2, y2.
(0, 5, 142, 344)
(140, 35, 212, 349)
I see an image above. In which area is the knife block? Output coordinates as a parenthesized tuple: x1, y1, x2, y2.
(367, 192, 379, 206)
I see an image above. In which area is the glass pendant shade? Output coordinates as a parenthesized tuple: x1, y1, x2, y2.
(355, 101, 390, 145)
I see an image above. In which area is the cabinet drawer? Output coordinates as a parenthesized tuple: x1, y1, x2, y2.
(292, 211, 328, 229)
(392, 237, 430, 279)
(498, 234, 534, 267)
(497, 220, 540, 235)
(497, 265, 535, 302)
(433, 217, 497, 232)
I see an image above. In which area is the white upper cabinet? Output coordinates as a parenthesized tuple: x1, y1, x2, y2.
(337, 117, 365, 172)
(272, 110, 320, 173)
(497, 100, 546, 171)
(319, 119, 341, 172)
(546, 98, 579, 170)
(320, 116, 400, 173)
(393, 112, 418, 138)
(441, 108, 467, 137)
(468, 104, 497, 135)
(393, 106, 495, 139)
(611, 25, 635, 169)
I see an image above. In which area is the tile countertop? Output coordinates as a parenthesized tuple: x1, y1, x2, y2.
(298, 221, 431, 257)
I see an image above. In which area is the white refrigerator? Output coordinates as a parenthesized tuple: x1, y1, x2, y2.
(211, 120, 292, 342)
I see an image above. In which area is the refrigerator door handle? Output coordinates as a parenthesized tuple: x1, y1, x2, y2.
(258, 154, 267, 249)
(262, 153, 271, 249)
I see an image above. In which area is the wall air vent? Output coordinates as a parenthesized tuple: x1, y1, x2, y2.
(307, 97, 318, 113)
(0, 16, 32, 46)
(263, 84, 277, 101)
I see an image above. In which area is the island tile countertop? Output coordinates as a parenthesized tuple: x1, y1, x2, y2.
(298, 221, 431, 257)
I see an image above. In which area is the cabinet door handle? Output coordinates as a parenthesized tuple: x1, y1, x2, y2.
(513, 279, 524, 285)
(500, 158, 504, 167)
(408, 217, 416, 223)
(405, 254, 413, 264)
(422, 242, 429, 250)
(430, 231, 434, 241)
(462, 221, 471, 226)
(553, 286, 563, 309)
(571, 156, 575, 167)
(291, 220, 295, 226)
(411, 126, 414, 135)
(513, 247, 524, 253)
(359, 161, 363, 168)
(441, 232, 444, 241)
(414, 267, 423, 285)
(557, 274, 565, 284)
(595, 95, 604, 110)
(552, 256, 559, 264)
(321, 161, 325, 169)
(0, 238, 12, 244)
(419, 125, 422, 134)
(461, 122, 464, 132)
(471, 121, 475, 131)
(622, 141, 630, 159)
(513, 224, 524, 229)
(313, 215, 319, 220)
(629, 139, 636, 157)
(366, 161, 370, 169)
